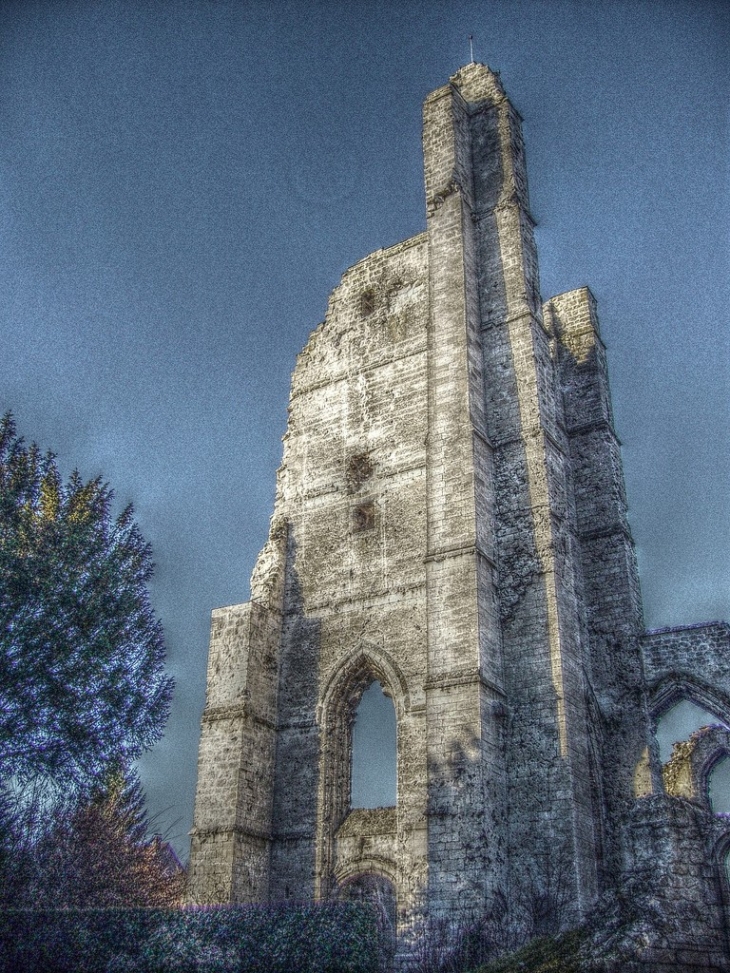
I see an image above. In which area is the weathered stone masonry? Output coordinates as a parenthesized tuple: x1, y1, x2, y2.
(189, 63, 730, 968)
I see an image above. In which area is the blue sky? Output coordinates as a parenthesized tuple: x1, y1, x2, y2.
(1, 0, 728, 860)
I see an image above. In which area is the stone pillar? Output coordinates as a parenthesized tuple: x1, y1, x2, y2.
(187, 526, 285, 904)
(422, 66, 506, 919)
(548, 288, 650, 886)
(458, 63, 598, 913)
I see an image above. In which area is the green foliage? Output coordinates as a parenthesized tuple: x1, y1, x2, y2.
(472, 929, 590, 973)
(0, 413, 173, 788)
(0, 902, 381, 973)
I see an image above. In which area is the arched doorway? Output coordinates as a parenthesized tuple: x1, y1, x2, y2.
(337, 871, 397, 965)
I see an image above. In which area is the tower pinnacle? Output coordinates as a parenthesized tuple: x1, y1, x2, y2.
(449, 60, 505, 103)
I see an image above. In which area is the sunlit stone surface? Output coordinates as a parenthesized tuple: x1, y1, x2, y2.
(189, 64, 730, 969)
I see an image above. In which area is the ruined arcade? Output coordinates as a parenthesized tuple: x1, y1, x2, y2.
(189, 64, 730, 966)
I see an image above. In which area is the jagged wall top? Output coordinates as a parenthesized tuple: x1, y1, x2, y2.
(427, 61, 508, 107)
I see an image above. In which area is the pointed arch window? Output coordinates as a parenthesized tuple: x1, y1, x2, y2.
(351, 681, 397, 808)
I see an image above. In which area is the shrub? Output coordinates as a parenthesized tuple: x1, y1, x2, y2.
(0, 902, 381, 973)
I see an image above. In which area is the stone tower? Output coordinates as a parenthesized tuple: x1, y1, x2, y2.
(189, 64, 730, 966)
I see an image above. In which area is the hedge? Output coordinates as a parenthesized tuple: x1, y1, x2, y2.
(0, 901, 381, 973)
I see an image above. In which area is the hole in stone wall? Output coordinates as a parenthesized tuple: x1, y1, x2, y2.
(352, 501, 375, 533)
(361, 289, 376, 316)
(656, 700, 724, 762)
(347, 453, 373, 492)
(657, 700, 730, 810)
(351, 681, 397, 808)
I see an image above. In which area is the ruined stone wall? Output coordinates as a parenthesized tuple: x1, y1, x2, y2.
(188, 546, 285, 903)
(621, 797, 730, 971)
(188, 62, 730, 966)
(642, 623, 730, 722)
(549, 286, 650, 884)
(267, 232, 433, 916)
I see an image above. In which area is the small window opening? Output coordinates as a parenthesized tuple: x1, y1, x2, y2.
(710, 757, 730, 814)
(351, 681, 396, 808)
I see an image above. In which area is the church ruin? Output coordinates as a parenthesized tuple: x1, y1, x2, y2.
(189, 63, 730, 968)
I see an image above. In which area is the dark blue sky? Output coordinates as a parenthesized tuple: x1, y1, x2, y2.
(1, 0, 728, 861)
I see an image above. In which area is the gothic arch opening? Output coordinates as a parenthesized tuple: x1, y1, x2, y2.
(351, 681, 397, 809)
(658, 708, 730, 812)
(649, 682, 730, 808)
(316, 649, 406, 899)
(655, 698, 727, 763)
(320, 657, 400, 822)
